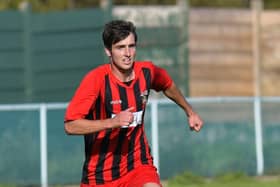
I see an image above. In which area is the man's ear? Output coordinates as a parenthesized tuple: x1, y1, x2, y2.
(104, 48, 111, 57)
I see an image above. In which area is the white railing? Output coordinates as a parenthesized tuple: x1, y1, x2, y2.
(0, 103, 67, 187)
(1, 96, 280, 187)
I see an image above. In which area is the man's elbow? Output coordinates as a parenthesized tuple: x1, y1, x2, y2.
(64, 121, 75, 135)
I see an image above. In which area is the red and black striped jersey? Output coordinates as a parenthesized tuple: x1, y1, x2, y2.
(65, 61, 173, 185)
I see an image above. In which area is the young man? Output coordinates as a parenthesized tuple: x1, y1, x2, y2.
(64, 20, 203, 187)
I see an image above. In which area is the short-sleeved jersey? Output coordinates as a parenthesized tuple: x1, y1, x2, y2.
(64, 61, 172, 185)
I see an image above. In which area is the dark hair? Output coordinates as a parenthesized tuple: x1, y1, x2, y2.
(102, 20, 137, 50)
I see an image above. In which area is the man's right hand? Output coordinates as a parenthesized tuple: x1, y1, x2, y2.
(109, 107, 135, 128)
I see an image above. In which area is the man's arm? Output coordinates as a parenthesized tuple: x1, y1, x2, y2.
(64, 107, 135, 135)
(163, 82, 203, 132)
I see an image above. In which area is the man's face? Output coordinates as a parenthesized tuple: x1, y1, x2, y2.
(106, 33, 136, 71)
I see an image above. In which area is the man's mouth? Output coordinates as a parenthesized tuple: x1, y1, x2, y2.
(123, 58, 132, 64)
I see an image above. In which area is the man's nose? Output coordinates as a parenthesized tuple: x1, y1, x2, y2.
(124, 47, 131, 56)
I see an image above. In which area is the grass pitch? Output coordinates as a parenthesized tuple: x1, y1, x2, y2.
(166, 172, 280, 187)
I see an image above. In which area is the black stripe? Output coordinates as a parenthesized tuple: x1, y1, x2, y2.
(95, 95, 101, 119)
(133, 80, 142, 111)
(142, 68, 151, 93)
(95, 129, 112, 185)
(105, 75, 112, 118)
(82, 133, 98, 184)
(139, 68, 152, 164)
(95, 75, 112, 184)
(111, 128, 127, 179)
(127, 125, 140, 171)
(81, 96, 101, 184)
(118, 85, 128, 110)
(140, 131, 148, 164)
(111, 85, 129, 179)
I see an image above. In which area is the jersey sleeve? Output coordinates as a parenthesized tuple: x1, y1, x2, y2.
(64, 69, 102, 122)
(150, 63, 173, 92)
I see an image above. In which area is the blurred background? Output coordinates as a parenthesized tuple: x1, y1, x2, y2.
(0, 0, 280, 186)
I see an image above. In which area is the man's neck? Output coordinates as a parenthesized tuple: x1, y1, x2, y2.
(110, 64, 135, 82)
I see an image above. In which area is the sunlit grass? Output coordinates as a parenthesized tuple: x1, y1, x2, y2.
(166, 172, 280, 187)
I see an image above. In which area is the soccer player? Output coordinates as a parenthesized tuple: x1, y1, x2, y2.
(64, 20, 203, 187)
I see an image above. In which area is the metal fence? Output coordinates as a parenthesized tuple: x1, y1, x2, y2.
(1, 96, 280, 186)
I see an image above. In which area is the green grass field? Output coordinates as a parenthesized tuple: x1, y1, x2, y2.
(165, 172, 280, 187)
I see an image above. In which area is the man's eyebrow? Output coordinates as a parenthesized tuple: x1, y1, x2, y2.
(115, 44, 126, 48)
(115, 43, 136, 48)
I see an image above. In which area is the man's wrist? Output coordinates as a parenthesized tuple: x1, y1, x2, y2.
(103, 118, 113, 129)
(185, 109, 194, 118)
